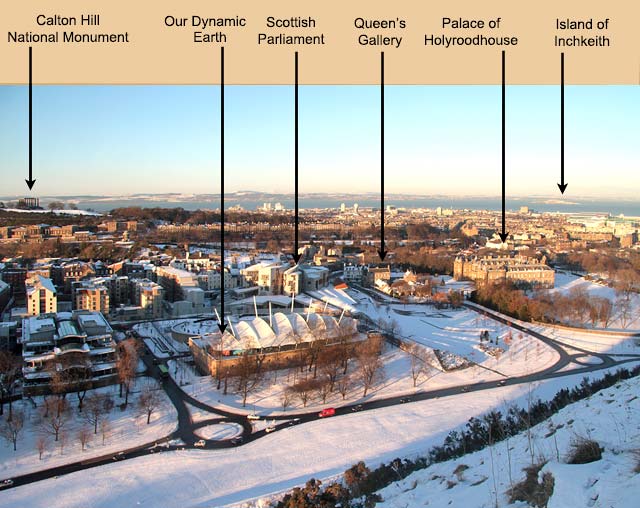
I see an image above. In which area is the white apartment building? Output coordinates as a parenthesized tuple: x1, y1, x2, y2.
(26, 275, 57, 316)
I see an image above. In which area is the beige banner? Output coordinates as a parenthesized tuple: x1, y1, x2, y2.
(0, 0, 638, 85)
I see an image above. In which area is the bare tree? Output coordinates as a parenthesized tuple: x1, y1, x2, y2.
(47, 352, 93, 412)
(43, 395, 69, 420)
(407, 344, 426, 387)
(316, 378, 332, 404)
(281, 388, 294, 411)
(58, 430, 67, 455)
(292, 378, 315, 407)
(597, 298, 613, 328)
(335, 326, 356, 375)
(305, 340, 323, 378)
(84, 392, 109, 434)
(231, 353, 263, 407)
(36, 435, 47, 460)
(356, 337, 385, 396)
(0, 352, 21, 419)
(40, 403, 69, 442)
(318, 348, 341, 392)
(336, 374, 352, 400)
(77, 426, 92, 451)
(117, 339, 140, 407)
(616, 296, 632, 329)
(0, 410, 24, 451)
(100, 419, 111, 445)
(138, 383, 162, 424)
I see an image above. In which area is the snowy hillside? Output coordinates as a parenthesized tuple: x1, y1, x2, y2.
(374, 373, 640, 508)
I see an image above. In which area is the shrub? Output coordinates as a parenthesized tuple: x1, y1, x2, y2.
(507, 462, 555, 508)
(566, 437, 603, 464)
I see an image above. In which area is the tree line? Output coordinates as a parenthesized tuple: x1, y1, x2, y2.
(274, 364, 640, 508)
(0, 339, 163, 455)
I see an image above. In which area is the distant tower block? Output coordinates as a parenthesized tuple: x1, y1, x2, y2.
(340, 203, 346, 213)
(353, 203, 359, 214)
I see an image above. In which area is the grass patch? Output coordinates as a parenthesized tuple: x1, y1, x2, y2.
(567, 437, 603, 464)
(507, 462, 555, 508)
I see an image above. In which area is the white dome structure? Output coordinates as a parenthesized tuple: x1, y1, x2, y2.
(198, 312, 358, 354)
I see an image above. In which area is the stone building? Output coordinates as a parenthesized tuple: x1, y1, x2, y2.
(453, 254, 554, 288)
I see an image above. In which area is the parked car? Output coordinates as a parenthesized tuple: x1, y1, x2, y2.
(498, 379, 507, 386)
(112, 452, 125, 461)
(351, 404, 364, 412)
(318, 408, 336, 418)
(461, 386, 469, 392)
(288, 418, 301, 426)
(247, 413, 260, 420)
(400, 397, 412, 403)
(0, 479, 14, 489)
(194, 439, 206, 448)
(265, 424, 276, 433)
(231, 436, 244, 445)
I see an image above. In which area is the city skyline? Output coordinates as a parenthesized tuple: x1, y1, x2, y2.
(0, 84, 637, 198)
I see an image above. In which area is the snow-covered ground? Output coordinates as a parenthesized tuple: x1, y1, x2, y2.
(532, 323, 640, 355)
(0, 379, 177, 479)
(1, 367, 636, 508)
(195, 423, 242, 441)
(377, 374, 640, 508)
(549, 272, 640, 330)
(2, 285, 633, 507)
(166, 292, 558, 416)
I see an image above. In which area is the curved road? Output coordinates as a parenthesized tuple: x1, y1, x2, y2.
(3, 301, 640, 490)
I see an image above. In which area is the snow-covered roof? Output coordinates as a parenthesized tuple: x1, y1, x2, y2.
(195, 312, 359, 352)
(26, 274, 56, 294)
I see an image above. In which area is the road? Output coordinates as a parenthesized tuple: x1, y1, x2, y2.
(3, 299, 640, 490)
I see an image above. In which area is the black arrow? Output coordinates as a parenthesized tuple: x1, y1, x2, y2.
(217, 46, 227, 334)
(557, 52, 568, 194)
(378, 51, 388, 261)
(25, 46, 36, 190)
(498, 50, 509, 244)
(292, 52, 301, 264)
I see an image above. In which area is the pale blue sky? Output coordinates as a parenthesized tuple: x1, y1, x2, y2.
(0, 85, 637, 197)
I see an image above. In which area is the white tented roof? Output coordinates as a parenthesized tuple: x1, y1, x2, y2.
(197, 312, 358, 351)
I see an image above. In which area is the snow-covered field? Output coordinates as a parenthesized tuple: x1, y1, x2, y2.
(550, 272, 640, 330)
(2, 285, 635, 507)
(1, 367, 635, 508)
(168, 305, 558, 417)
(195, 423, 242, 441)
(532, 324, 640, 355)
(0, 379, 176, 479)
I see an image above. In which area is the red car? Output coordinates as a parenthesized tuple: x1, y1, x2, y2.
(318, 408, 336, 418)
